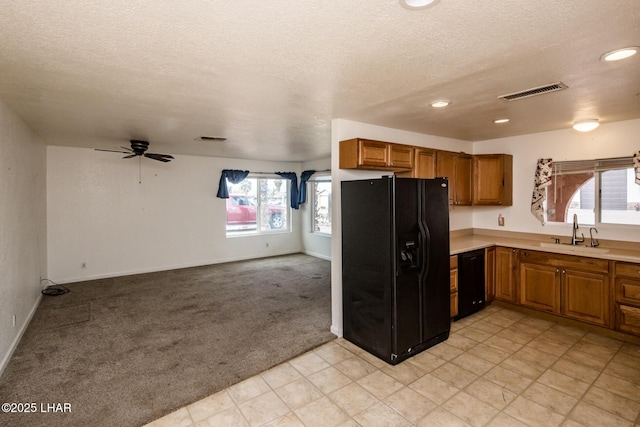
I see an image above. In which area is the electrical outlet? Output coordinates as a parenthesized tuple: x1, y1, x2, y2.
(498, 214, 505, 227)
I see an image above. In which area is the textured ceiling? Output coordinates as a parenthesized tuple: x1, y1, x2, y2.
(1, 1, 639, 161)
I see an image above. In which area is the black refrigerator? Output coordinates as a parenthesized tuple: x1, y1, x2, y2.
(341, 176, 451, 365)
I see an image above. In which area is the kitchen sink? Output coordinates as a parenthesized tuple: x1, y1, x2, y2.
(538, 242, 610, 253)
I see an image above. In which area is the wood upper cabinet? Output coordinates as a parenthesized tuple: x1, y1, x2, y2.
(614, 262, 640, 335)
(519, 250, 610, 327)
(473, 154, 513, 206)
(339, 138, 413, 171)
(495, 247, 518, 302)
(396, 148, 436, 179)
(436, 151, 472, 206)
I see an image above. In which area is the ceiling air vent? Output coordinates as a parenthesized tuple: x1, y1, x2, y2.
(195, 136, 227, 142)
(498, 82, 568, 101)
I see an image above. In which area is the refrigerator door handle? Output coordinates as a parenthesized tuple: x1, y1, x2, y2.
(418, 220, 430, 282)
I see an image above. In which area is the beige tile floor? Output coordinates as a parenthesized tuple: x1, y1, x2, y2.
(145, 305, 640, 427)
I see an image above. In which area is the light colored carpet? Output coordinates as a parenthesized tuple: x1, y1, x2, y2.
(0, 253, 334, 427)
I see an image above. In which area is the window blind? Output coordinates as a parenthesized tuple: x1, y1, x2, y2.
(553, 157, 632, 175)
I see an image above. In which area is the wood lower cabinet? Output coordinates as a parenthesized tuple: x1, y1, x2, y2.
(519, 262, 560, 313)
(562, 268, 609, 326)
(495, 247, 518, 302)
(519, 250, 610, 327)
(614, 262, 640, 335)
(485, 247, 496, 303)
(450, 255, 458, 318)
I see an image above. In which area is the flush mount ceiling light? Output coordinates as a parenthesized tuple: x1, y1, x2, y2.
(400, 0, 439, 9)
(573, 119, 600, 132)
(600, 47, 639, 62)
(431, 100, 450, 108)
(494, 118, 510, 124)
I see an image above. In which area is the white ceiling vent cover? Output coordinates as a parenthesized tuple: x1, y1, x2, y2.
(498, 82, 568, 101)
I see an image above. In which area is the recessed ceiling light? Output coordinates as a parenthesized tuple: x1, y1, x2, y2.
(573, 119, 600, 132)
(431, 100, 450, 108)
(399, 0, 439, 10)
(600, 47, 639, 62)
(494, 118, 510, 124)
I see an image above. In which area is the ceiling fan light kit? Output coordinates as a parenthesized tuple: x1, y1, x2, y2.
(95, 140, 174, 162)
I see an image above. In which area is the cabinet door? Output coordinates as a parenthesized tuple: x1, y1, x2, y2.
(455, 154, 473, 206)
(485, 247, 496, 303)
(473, 154, 513, 206)
(495, 247, 517, 302)
(436, 151, 456, 204)
(562, 269, 610, 327)
(414, 149, 436, 178)
(389, 144, 414, 169)
(520, 262, 561, 313)
(359, 140, 389, 167)
(436, 151, 472, 205)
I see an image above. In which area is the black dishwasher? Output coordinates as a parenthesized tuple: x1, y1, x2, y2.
(456, 249, 486, 320)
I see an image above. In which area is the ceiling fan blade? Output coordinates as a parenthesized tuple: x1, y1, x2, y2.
(144, 153, 173, 162)
(95, 148, 130, 154)
(122, 154, 137, 159)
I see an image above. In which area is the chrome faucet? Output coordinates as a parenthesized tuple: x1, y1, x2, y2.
(571, 214, 584, 245)
(590, 227, 599, 247)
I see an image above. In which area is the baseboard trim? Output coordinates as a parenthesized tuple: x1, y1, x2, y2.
(0, 292, 42, 378)
(51, 250, 305, 284)
(303, 250, 331, 261)
(492, 300, 640, 345)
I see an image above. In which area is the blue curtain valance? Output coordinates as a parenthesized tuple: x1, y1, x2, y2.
(216, 169, 250, 198)
(276, 172, 299, 209)
(298, 170, 316, 205)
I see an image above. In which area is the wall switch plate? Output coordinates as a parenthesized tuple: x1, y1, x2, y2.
(498, 215, 505, 226)
(12, 315, 16, 327)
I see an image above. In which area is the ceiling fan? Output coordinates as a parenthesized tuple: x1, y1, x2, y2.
(95, 140, 174, 162)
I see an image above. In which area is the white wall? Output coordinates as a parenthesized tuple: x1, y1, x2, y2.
(0, 101, 47, 375)
(473, 119, 640, 242)
(301, 157, 332, 260)
(329, 119, 473, 336)
(47, 146, 305, 283)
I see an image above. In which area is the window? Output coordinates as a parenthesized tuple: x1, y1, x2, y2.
(311, 176, 331, 235)
(545, 157, 640, 225)
(225, 176, 290, 235)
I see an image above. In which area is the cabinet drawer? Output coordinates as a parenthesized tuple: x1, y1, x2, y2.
(616, 277, 640, 305)
(521, 250, 609, 273)
(615, 262, 640, 279)
(617, 304, 640, 335)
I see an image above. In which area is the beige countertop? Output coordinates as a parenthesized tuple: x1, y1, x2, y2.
(450, 233, 640, 264)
